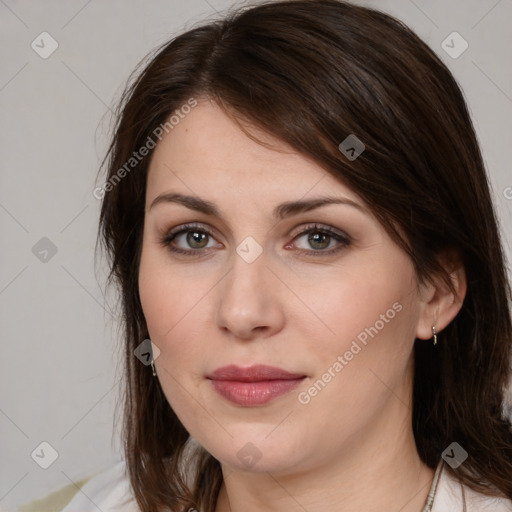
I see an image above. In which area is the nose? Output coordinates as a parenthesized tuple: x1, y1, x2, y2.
(215, 247, 285, 341)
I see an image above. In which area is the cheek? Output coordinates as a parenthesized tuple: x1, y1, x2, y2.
(299, 259, 419, 362)
(139, 243, 200, 341)
(139, 257, 212, 430)
(292, 271, 420, 442)
(138, 246, 217, 383)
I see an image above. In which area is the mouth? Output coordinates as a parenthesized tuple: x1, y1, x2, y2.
(207, 364, 307, 406)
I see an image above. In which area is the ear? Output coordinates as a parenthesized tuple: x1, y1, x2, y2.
(415, 249, 467, 341)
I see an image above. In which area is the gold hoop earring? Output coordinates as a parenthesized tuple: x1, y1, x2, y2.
(432, 326, 438, 346)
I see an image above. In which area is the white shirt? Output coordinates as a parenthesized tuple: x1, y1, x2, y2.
(61, 459, 512, 512)
(61, 460, 138, 512)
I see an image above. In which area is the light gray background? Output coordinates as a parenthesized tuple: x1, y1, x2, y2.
(1, 0, 511, 510)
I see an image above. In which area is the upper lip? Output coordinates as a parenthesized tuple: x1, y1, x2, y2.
(207, 364, 305, 382)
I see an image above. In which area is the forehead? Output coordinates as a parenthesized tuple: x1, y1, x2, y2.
(146, 99, 362, 206)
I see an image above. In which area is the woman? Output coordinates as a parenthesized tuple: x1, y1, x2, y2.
(42, 0, 512, 510)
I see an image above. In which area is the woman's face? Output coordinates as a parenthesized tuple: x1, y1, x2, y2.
(138, 98, 429, 475)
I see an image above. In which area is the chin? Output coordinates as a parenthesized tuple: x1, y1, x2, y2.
(201, 432, 308, 474)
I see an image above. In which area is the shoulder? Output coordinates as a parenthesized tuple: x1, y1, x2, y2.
(19, 460, 140, 512)
(20, 439, 201, 512)
(61, 459, 140, 512)
(432, 463, 512, 512)
(18, 474, 94, 512)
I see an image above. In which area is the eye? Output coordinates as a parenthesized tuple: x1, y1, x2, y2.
(288, 224, 351, 256)
(160, 223, 220, 255)
(160, 222, 351, 257)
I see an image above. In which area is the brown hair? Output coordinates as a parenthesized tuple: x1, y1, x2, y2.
(97, 1, 512, 510)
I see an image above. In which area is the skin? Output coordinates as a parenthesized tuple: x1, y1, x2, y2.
(138, 98, 467, 512)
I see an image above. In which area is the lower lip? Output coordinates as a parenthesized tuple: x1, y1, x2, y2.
(210, 378, 305, 406)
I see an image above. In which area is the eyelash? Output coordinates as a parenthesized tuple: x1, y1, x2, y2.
(160, 222, 351, 258)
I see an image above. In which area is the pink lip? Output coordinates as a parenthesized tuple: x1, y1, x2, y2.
(207, 365, 306, 406)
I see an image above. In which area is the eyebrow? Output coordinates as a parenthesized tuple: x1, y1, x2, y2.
(149, 192, 370, 220)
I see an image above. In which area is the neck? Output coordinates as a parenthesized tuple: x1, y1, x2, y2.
(214, 389, 434, 512)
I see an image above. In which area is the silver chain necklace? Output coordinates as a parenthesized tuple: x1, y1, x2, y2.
(421, 460, 444, 512)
